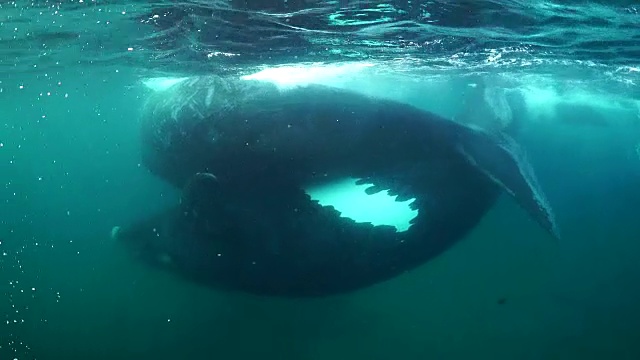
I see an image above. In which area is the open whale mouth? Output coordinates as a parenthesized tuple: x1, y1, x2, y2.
(304, 177, 418, 232)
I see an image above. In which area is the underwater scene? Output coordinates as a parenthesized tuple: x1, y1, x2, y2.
(1, 0, 639, 359)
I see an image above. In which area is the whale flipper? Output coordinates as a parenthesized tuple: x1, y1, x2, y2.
(457, 125, 559, 239)
(449, 77, 557, 238)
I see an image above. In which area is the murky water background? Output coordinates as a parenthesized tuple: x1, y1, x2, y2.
(1, 0, 640, 359)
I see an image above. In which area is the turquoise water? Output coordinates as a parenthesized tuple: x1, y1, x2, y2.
(1, 0, 640, 359)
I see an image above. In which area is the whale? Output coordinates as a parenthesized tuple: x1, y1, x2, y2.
(113, 74, 559, 297)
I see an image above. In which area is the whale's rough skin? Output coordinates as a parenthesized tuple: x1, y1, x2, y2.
(118, 75, 558, 297)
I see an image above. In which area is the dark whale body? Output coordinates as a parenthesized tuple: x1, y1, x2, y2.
(115, 75, 558, 297)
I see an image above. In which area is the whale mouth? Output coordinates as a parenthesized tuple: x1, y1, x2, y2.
(304, 177, 418, 232)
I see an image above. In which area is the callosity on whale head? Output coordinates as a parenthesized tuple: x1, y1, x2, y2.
(113, 73, 559, 297)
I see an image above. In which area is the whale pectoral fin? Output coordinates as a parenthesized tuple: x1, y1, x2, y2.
(457, 127, 560, 240)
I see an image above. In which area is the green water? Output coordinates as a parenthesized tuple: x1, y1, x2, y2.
(2, 65, 640, 359)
